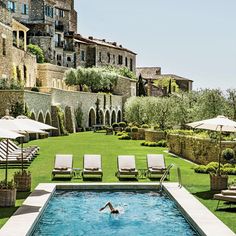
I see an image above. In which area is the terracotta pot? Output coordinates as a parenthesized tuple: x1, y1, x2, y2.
(0, 188, 16, 207)
(14, 173, 31, 192)
(210, 174, 228, 191)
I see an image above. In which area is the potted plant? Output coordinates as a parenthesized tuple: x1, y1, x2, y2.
(209, 162, 228, 191)
(0, 180, 16, 207)
(14, 170, 31, 192)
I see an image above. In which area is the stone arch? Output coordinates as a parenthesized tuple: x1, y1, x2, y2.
(30, 111, 36, 120)
(117, 110, 122, 123)
(45, 111, 51, 125)
(37, 111, 44, 123)
(88, 108, 96, 127)
(52, 79, 56, 88)
(111, 110, 116, 124)
(105, 110, 110, 126)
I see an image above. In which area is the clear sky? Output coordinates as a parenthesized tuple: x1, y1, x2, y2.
(75, 0, 236, 90)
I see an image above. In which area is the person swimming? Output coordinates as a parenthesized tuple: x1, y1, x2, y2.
(99, 202, 119, 214)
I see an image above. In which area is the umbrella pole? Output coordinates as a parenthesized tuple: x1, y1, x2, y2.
(5, 139, 9, 185)
(21, 137, 24, 173)
(218, 126, 222, 175)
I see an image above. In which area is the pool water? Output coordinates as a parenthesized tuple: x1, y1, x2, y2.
(32, 190, 198, 236)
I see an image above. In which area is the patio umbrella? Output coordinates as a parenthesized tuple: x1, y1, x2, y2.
(0, 114, 47, 172)
(16, 115, 57, 131)
(0, 128, 24, 184)
(186, 115, 236, 172)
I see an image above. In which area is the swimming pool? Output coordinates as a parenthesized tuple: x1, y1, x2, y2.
(31, 190, 197, 236)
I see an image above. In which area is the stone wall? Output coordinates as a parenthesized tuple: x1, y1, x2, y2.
(0, 90, 24, 117)
(12, 47, 37, 87)
(51, 88, 123, 127)
(145, 130, 166, 142)
(0, 23, 13, 79)
(167, 134, 236, 165)
(37, 63, 73, 90)
(24, 90, 52, 121)
(113, 76, 136, 103)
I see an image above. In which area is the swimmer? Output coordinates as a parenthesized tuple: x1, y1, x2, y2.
(99, 202, 119, 214)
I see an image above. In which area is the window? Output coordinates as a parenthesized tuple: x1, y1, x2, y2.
(59, 9, 64, 17)
(22, 4, 28, 15)
(7, 1, 16, 12)
(81, 50, 85, 61)
(2, 38, 6, 56)
(113, 54, 115, 64)
(118, 55, 123, 65)
(130, 58, 133, 71)
(107, 52, 111, 63)
(45, 5, 53, 18)
(57, 54, 62, 61)
(98, 52, 102, 62)
(67, 56, 71, 62)
(125, 57, 128, 67)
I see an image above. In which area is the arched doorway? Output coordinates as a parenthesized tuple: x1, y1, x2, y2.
(117, 110, 122, 122)
(105, 110, 110, 126)
(45, 112, 52, 136)
(88, 108, 96, 127)
(111, 110, 116, 124)
(38, 112, 44, 123)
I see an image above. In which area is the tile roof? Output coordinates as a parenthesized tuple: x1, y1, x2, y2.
(156, 74, 193, 82)
(74, 34, 137, 55)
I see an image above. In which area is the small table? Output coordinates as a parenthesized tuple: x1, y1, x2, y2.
(73, 168, 82, 179)
(138, 169, 147, 179)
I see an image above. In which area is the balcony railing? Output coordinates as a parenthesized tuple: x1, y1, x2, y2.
(55, 41, 64, 47)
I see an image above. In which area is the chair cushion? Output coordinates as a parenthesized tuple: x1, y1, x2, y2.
(55, 167, 68, 170)
(85, 168, 99, 171)
(121, 168, 135, 171)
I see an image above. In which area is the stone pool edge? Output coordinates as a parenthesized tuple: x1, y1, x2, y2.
(0, 182, 234, 236)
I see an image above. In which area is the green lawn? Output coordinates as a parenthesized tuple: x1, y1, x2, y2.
(0, 132, 235, 232)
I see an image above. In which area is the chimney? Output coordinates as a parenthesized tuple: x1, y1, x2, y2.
(112, 42, 117, 46)
(88, 36, 93, 40)
(102, 39, 106, 42)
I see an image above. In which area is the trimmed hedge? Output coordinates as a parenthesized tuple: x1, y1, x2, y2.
(140, 140, 167, 147)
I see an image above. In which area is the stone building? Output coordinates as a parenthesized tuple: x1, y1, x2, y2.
(0, 2, 37, 87)
(136, 67, 193, 96)
(72, 35, 136, 72)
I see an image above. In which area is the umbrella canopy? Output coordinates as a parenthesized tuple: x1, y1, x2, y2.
(186, 115, 236, 173)
(16, 115, 57, 130)
(0, 116, 47, 134)
(0, 128, 24, 139)
(186, 115, 236, 132)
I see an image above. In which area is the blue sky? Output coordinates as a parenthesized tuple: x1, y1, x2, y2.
(75, 0, 236, 90)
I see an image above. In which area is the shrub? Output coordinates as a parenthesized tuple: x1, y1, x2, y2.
(118, 122, 126, 128)
(118, 134, 131, 140)
(222, 148, 235, 161)
(112, 122, 119, 129)
(27, 44, 45, 63)
(125, 127, 131, 132)
(223, 168, 236, 175)
(157, 140, 167, 147)
(131, 126, 139, 132)
(116, 131, 125, 136)
(141, 124, 149, 129)
(224, 163, 235, 168)
(194, 165, 208, 173)
(31, 87, 39, 92)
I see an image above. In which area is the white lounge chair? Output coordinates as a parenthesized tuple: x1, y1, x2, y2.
(116, 155, 138, 179)
(82, 154, 103, 179)
(51, 154, 73, 179)
(214, 189, 236, 210)
(146, 154, 168, 178)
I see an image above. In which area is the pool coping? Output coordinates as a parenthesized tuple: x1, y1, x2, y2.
(0, 182, 234, 236)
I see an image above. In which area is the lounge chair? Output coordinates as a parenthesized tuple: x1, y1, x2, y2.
(214, 189, 236, 210)
(51, 154, 73, 179)
(146, 154, 168, 179)
(82, 154, 103, 179)
(116, 155, 138, 179)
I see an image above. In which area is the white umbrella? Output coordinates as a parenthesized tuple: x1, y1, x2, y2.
(0, 114, 47, 173)
(186, 115, 236, 173)
(0, 128, 24, 184)
(16, 115, 57, 130)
